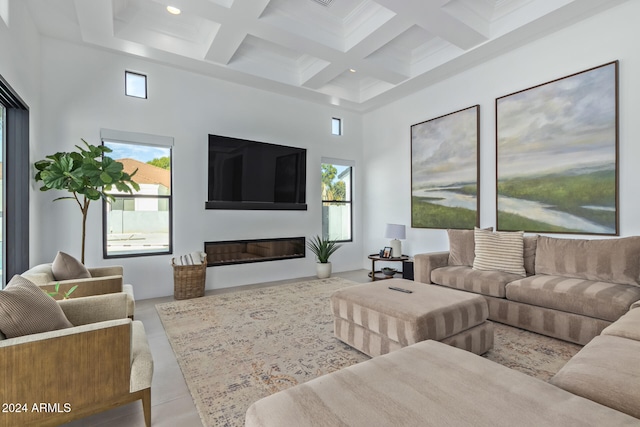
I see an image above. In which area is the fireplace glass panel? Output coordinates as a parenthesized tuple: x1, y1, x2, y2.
(205, 237, 305, 266)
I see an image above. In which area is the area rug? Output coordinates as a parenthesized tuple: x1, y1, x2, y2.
(156, 277, 581, 427)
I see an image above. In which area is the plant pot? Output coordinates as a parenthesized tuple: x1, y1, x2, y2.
(316, 262, 332, 279)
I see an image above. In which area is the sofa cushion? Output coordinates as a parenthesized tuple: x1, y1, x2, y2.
(601, 306, 640, 341)
(446, 227, 492, 267)
(51, 251, 91, 281)
(473, 228, 525, 276)
(550, 335, 640, 420)
(21, 263, 55, 285)
(447, 229, 475, 266)
(505, 275, 640, 322)
(535, 235, 640, 286)
(523, 235, 537, 275)
(432, 266, 523, 298)
(0, 275, 73, 338)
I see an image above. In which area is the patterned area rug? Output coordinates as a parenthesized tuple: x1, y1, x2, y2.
(156, 277, 581, 427)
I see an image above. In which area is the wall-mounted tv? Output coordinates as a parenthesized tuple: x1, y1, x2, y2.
(206, 134, 307, 210)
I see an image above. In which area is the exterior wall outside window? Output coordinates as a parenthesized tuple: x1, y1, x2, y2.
(322, 162, 352, 242)
(102, 133, 173, 258)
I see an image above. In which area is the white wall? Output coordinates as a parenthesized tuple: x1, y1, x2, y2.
(35, 39, 364, 299)
(0, 0, 42, 265)
(11, 0, 640, 298)
(362, 1, 640, 261)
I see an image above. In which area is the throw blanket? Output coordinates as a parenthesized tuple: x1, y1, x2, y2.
(173, 251, 206, 266)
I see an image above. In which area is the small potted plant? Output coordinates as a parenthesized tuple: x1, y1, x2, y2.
(307, 235, 341, 279)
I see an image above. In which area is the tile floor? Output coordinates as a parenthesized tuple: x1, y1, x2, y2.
(64, 269, 371, 426)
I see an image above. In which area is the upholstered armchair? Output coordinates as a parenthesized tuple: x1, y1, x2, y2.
(0, 292, 153, 427)
(22, 263, 136, 318)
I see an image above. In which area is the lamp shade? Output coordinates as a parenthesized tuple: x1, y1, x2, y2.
(385, 223, 406, 240)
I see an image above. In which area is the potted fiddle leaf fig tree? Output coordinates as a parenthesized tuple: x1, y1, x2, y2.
(307, 235, 341, 279)
(35, 139, 139, 264)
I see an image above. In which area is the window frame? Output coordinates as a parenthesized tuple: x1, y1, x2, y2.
(125, 70, 147, 99)
(101, 130, 173, 259)
(321, 159, 353, 243)
(331, 117, 342, 136)
(0, 74, 29, 286)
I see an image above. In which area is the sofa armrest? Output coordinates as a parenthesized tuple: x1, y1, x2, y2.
(414, 251, 450, 284)
(58, 293, 129, 325)
(39, 275, 123, 299)
(88, 265, 124, 277)
(0, 319, 132, 426)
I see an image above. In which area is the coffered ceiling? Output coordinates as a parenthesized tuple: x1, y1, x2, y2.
(26, 0, 625, 112)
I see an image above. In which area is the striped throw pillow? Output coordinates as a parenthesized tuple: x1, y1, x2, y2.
(473, 228, 526, 276)
(0, 275, 73, 338)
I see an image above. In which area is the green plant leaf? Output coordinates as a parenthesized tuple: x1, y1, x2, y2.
(100, 171, 113, 183)
(34, 160, 51, 172)
(64, 285, 78, 298)
(306, 235, 341, 263)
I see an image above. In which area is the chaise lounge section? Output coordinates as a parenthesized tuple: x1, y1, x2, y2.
(246, 304, 640, 426)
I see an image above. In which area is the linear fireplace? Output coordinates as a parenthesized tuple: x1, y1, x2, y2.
(204, 237, 306, 266)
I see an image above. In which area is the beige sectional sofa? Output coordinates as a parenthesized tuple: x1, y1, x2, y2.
(551, 302, 640, 420)
(246, 305, 640, 425)
(415, 232, 640, 345)
(245, 231, 640, 425)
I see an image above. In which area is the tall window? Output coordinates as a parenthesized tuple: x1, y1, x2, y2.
(322, 161, 352, 242)
(0, 74, 29, 286)
(102, 130, 173, 258)
(0, 104, 4, 283)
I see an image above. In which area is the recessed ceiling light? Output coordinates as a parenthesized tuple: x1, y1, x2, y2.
(166, 6, 181, 15)
(349, 69, 356, 73)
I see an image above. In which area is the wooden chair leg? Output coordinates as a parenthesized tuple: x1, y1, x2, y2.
(141, 388, 152, 427)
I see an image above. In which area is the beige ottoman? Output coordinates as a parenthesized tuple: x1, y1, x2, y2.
(331, 278, 493, 356)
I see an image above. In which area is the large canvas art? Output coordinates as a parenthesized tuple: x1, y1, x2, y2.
(411, 105, 479, 229)
(496, 61, 618, 235)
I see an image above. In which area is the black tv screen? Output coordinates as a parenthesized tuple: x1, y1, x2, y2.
(206, 134, 307, 210)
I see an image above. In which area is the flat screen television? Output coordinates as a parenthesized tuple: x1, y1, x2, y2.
(206, 134, 307, 210)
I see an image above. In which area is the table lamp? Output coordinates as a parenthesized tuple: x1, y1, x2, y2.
(385, 223, 406, 258)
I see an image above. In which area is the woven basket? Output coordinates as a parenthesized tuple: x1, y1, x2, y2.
(172, 254, 207, 300)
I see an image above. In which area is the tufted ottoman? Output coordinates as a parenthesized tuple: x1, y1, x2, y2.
(330, 278, 493, 356)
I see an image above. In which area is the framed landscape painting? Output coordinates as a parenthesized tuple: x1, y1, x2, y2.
(411, 105, 480, 229)
(496, 61, 618, 235)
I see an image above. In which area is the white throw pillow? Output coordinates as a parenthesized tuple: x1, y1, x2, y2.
(472, 228, 526, 276)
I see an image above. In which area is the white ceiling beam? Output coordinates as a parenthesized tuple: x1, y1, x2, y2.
(291, 14, 413, 88)
(74, 0, 115, 43)
(203, 0, 271, 64)
(205, 26, 247, 64)
(375, 0, 488, 50)
(441, 0, 491, 39)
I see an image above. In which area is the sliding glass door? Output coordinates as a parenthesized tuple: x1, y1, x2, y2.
(0, 75, 29, 286)
(0, 104, 4, 285)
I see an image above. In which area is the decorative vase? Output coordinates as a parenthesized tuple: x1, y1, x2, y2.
(316, 262, 332, 279)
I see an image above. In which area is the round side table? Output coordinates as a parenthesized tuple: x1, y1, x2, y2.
(367, 254, 409, 281)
